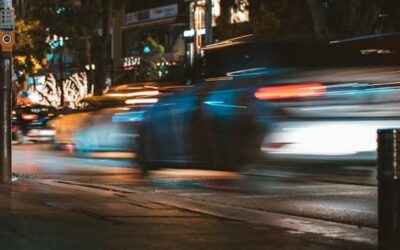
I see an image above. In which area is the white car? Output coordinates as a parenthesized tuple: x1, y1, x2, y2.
(262, 120, 400, 162)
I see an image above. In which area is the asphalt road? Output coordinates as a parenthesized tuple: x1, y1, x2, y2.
(12, 143, 378, 230)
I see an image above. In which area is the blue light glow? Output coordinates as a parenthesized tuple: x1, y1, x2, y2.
(143, 46, 151, 54)
(326, 87, 394, 96)
(204, 101, 247, 109)
(56, 7, 66, 14)
(112, 111, 145, 123)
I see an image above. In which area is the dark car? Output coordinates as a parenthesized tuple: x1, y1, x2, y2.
(136, 33, 400, 172)
(13, 104, 57, 143)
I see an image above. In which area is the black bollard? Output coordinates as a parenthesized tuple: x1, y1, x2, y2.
(377, 129, 400, 250)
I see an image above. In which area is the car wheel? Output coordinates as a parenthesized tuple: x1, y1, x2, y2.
(136, 145, 150, 177)
(214, 136, 240, 172)
(137, 149, 153, 178)
(214, 119, 267, 172)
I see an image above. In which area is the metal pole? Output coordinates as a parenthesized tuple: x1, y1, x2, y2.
(204, 0, 213, 45)
(189, 1, 196, 66)
(0, 0, 14, 184)
(0, 51, 11, 183)
(377, 129, 400, 250)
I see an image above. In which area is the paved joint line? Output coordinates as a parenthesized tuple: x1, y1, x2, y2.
(34, 179, 377, 246)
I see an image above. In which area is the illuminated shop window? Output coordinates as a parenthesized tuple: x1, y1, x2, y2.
(230, 0, 249, 24)
(212, 0, 221, 26)
(194, 0, 221, 27)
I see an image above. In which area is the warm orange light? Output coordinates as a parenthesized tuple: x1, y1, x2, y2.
(21, 114, 38, 120)
(255, 83, 326, 100)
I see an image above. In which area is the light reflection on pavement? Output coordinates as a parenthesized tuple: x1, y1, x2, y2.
(12, 143, 377, 228)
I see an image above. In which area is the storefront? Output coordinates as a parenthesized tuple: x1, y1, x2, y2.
(113, 0, 190, 84)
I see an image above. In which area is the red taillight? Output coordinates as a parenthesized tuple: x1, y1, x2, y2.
(263, 142, 292, 149)
(21, 114, 38, 120)
(255, 83, 326, 100)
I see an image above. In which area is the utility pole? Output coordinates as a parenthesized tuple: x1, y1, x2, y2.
(204, 0, 213, 45)
(0, 0, 14, 184)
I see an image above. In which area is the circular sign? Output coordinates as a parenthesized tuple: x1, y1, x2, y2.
(2, 35, 12, 44)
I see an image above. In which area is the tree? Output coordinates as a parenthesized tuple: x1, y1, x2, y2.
(138, 37, 166, 81)
(21, 0, 127, 96)
(307, 0, 384, 40)
(13, 19, 48, 89)
(215, 0, 399, 42)
(69, 0, 127, 94)
(14, 0, 28, 20)
(381, 0, 400, 33)
(215, 0, 314, 40)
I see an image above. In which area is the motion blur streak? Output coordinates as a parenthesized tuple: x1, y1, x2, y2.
(204, 101, 247, 109)
(262, 120, 400, 158)
(125, 98, 159, 105)
(254, 83, 326, 100)
(112, 111, 145, 123)
(105, 90, 160, 97)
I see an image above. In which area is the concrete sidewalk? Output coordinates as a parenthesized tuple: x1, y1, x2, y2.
(0, 179, 374, 250)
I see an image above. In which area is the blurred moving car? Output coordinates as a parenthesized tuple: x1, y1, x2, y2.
(12, 104, 57, 143)
(261, 34, 400, 163)
(136, 33, 400, 172)
(50, 82, 189, 153)
(52, 106, 142, 153)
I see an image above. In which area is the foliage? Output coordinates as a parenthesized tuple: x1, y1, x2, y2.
(114, 33, 167, 83)
(29, 72, 93, 109)
(307, 0, 400, 40)
(381, 0, 400, 33)
(215, 0, 314, 40)
(139, 37, 166, 81)
(216, 0, 400, 41)
(13, 19, 48, 80)
(16, 0, 127, 95)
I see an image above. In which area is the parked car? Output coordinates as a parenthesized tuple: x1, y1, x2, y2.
(12, 104, 57, 143)
(136, 33, 400, 172)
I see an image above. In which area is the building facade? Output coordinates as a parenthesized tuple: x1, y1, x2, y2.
(112, 0, 252, 84)
(113, 0, 190, 83)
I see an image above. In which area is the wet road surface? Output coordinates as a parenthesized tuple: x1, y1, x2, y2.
(12, 144, 377, 229)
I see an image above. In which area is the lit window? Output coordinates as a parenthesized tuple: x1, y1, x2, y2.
(230, 0, 249, 24)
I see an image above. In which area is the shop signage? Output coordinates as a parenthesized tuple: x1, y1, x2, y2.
(125, 4, 178, 25)
(122, 56, 141, 71)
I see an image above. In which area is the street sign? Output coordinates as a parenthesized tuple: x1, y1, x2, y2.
(0, 31, 13, 51)
(0, 9, 14, 31)
(0, 0, 12, 10)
